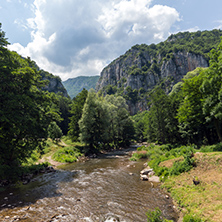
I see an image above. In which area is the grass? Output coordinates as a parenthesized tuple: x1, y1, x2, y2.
(132, 143, 222, 221)
(39, 136, 85, 164)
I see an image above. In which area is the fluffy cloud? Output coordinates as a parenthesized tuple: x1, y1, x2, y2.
(8, 0, 180, 80)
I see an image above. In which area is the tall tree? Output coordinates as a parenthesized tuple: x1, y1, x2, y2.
(79, 90, 109, 151)
(144, 87, 170, 144)
(0, 51, 53, 179)
(177, 68, 207, 144)
(105, 95, 135, 147)
(68, 88, 88, 141)
(200, 41, 222, 142)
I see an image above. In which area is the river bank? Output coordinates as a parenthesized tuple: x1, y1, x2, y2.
(133, 143, 222, 221)
(0, 144, 179, 222)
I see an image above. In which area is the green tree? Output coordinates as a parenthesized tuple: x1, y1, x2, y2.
(132, 111, 149, 142)
(0, 51, 53, 179)
(68, 88, 88, 141)
(105, 95, 135, 147)
(200, 41, 222, 142)
(144, 87, 171, 144)
(177, 68, 207, 144)
(56, 93, 72, 135)
(48, 121, 63, 141)
(0, 23, 9, 47)
(79, 90, 109, 151)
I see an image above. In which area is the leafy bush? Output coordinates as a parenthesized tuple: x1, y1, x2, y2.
(146, 208, 172, 222)
(200, 143, 222, 152)
(130, 151, 149, 161)
(169, 153, 194, 176)
(132, 144, 195, 179)
(53, 146, 82, 163)
(183, 214, 203, 222)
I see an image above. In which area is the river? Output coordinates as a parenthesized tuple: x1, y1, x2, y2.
(0, 147, 178, 221)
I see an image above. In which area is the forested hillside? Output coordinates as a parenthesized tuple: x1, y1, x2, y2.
(63, 76, 99, 98)
(96, 29, 222, 114)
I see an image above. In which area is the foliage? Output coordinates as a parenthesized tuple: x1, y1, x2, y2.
(62, 76, 99, 99)
(132, 111, 149, 142)
(144, 87, 182, 144)
(47, 121, 63, 141)
(99, 29, 222, 105)
(146, 208, 172, 222)
(68, 88, 88, 141)
(183, 214, 203, 222)
(200, 40, 222, 142)
(79, 90, 135, 152)
(200, 143, 222, 152)
(0, 25, 61, 181)
(131, 144, 196, 180)
(53, 146, 82, 163)
(105, 94, 135, 148)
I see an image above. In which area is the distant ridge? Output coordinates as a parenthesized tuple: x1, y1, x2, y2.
(63, 76, 100, 98)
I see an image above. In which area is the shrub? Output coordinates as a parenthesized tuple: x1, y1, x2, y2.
(200, 143, 222, 152)
(183, 214, 203, 222)
(146, 208, 172, 222)
(53, 146, 82, 163)
(169, 153, 194, 176)
(130, 151, 149, 161)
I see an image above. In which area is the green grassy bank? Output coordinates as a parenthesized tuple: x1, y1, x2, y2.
(131, 143, 222, 222)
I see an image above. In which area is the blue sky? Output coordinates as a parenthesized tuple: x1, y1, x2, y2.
(1, 0, 222, 81)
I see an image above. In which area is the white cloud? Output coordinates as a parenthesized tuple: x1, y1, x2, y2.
(9, 0, 180, 80)
(214, 20, 222, 30)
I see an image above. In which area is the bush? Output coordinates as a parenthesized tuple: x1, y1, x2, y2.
(130, 151, 149, 161)
(53, 146, 82, 163)
(169, 153, 194, 176)
(200, 143, 222, 152)
(183, 214, 203, 222)
(146, 208, 172, 222)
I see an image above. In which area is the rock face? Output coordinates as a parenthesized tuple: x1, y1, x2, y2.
(41, 73, 68, 97)
(96, 49, 208, 115)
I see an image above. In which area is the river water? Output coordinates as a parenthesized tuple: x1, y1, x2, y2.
(0, 148, 178, 222)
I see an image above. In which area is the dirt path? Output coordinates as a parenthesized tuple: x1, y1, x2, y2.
(38, 154, 65, 168)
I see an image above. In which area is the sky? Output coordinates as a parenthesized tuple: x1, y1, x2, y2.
(1, 0, 222, 81)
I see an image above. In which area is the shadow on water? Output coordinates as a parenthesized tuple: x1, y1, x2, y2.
(0, 169, 76, 210)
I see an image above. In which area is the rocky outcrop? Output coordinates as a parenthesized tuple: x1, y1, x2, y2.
(140, 166, 160, 183)
(96, 49, 208, 115)
(41, 73, 68, 97)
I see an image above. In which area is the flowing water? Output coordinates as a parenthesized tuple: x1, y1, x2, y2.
(0, 148, 178, 222)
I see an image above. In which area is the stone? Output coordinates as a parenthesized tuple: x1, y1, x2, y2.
(149, 176, 160, 183)
(140, 167, 153, 175)
(104, 216, 120, 222)
(140, 175, 149, 181)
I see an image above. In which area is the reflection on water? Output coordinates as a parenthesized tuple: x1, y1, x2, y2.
(0, 148, 178, 221)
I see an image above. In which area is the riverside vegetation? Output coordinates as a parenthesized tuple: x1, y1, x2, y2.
(1, 22, 222, 221)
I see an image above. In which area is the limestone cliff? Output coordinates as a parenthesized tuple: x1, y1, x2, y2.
(96, 30, 222, 115)
(41, 70, 68, 97)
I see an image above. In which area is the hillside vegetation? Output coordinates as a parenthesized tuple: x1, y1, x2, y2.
(63, 76, 99, 98)
(96, 29, 222, 114)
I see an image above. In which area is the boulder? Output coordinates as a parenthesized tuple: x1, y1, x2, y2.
(149, 176, 160, 183)
(140, 175, 149, 181)
(140, 167, 153, 175)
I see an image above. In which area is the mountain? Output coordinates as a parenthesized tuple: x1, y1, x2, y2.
(63, 76, 100, 98)
(40, 70, 68, 97)
(96, 29, 222, 115)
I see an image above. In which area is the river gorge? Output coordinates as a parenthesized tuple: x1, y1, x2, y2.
(0, 148, 178, 221)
